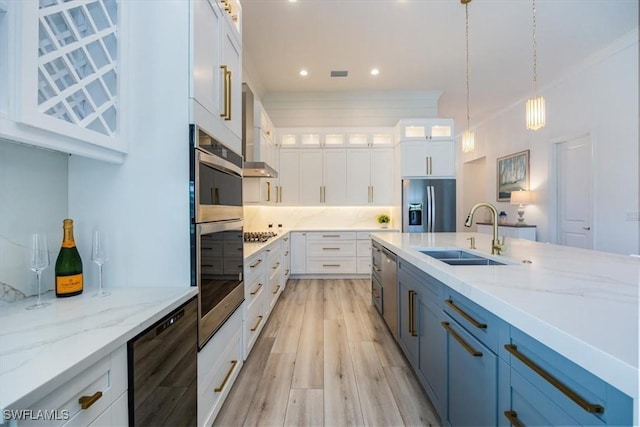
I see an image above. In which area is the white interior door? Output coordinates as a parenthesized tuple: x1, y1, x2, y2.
(556, 135, 593, 249)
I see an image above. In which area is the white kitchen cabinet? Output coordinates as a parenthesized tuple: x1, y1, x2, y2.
(198, 307, 243, 427)
(190, 0, 242, 155)
(281, 234, 291, 285)
(276, 149, 300, 204)
(401, 140, 455, 178)
(323, 149, 348, 204)
(290, 232, 307, 274)
(12, 346, 127, 427)
(243, 250, 267, 358)
(1, 0, 129, 162)
(396, 118, 454, 141)
(298, 149, 324, 204)
(265, 241, 283, 313)
(477, 223, 537, 241)
(347, 148, 394, 205)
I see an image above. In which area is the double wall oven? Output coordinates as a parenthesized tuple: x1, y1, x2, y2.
(190, 125, 244, 349)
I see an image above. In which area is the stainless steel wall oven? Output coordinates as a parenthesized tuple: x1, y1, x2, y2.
(190, 125, 244, 349)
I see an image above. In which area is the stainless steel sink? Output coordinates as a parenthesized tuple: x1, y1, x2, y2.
(420, 250, 506, 266)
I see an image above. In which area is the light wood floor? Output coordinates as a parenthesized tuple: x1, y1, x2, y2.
(213, 279, 440, 427)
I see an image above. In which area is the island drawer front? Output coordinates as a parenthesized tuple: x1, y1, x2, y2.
(356, 240, 371, 257)
(307, 232, 357, 241)
(398, 258, 443, 305)
(307, 258, 357, 274)
(16, 346, 126, 427)
(506, 328, 632, 426)
(443, 288, 503, 354)
(307, 241, 357, 257)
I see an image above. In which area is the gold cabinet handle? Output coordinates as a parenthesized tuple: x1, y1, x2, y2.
(250, 283, 263, 295)
(220, 65, 229, 119)
(503, 411, 525, 427)
(266, 181, 271, 202)
(504, 344, 605, 414)
(272, 285, 281, 294)
(272, 262, 280, 269)
(214, 360, 238, 392)
(372, 263, 381, 272)
(250, 315, 263, 331)
(445, 299, 487, 329)
(78, 391, 103, 410)
(249, 259, 263, 268)
(225, 69, 232, 120)
(322, 247, 340, 250)
(408, 290, 418, 337)
(441, 322, 483, 357)
(322, 234, 341, 238)
(323, 264, 340, 267)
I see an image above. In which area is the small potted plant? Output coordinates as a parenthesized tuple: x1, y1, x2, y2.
(377, 214, 391, 228)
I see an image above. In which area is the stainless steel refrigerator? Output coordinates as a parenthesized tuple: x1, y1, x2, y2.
(402, 179, 456, 232)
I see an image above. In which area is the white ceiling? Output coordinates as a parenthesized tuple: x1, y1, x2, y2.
(241, 0, 639, 127)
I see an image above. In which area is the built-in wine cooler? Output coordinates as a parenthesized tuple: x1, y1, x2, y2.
(190, 124, 244, 349)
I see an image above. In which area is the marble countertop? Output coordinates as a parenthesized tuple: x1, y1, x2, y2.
(371, 232, 639, 403)
(0, 286, 197, 413)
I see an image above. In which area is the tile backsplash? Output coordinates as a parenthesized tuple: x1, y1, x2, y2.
(243, 205, 396, 231)
(0, 140, 68, 303)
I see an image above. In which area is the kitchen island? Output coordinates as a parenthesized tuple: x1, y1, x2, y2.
(371, 231, 639, 424)
(0, 286, 197, 423)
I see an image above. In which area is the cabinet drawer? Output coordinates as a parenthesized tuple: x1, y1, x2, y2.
(356, 239, 371, 257)
(244, 297, 265, 358)
(17, 346, 126, 427)
(307, 232, 357, 241)
(307, 241, 356, 257)
(198, 309, 243, 427)
(307, 258, 356, 274)
(371, 274, 383, 313)
(356, 257, 371, 274)
(245, 275, 265, 312)
(244, 252, 266, 285)
(443, 287, 504, 353)
(506, 328, 632, 426)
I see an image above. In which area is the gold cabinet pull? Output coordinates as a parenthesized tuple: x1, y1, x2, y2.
(250, 283, 263, 295)
(372, 263, 381, 272)
(249, 259, 263, 269)
(250, 315, 263, 331)
(220, 65, 229, 119)
(272, 285, 281, 294)
(323, 264, 340, 267)
(78, 391, 103, 410)
(272, 262, 280, 269)
(214, 360, 238, 392)
(322, 234, 340, 238)
(503, 411, 525, 427)
(504, 344, 605, 414)
(441, 322, 483, 357)
(225, 69, 232, 120)
(445, 299, 487, 329)
(322, 247, 340, 250)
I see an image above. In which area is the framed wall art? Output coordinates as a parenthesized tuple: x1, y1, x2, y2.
(497, 150, 530, 201)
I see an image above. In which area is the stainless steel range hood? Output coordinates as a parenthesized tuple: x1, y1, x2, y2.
(242, 83, 278, 178)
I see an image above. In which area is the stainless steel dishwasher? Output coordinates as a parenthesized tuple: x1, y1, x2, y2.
(381, 247, 398, 338)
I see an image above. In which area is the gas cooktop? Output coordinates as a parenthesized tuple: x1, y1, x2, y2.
(243, 231, 278, 243)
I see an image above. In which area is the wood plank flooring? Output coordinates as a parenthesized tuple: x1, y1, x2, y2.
(213, 279, 440, 427)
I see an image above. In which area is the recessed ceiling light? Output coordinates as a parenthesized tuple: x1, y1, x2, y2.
(299, 69, 308, 76)
(370, 68, 380, 76)
(289, 0, 297, 2)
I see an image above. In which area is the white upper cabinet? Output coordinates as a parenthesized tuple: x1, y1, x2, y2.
(1, 0, 128, 162)
(298, 149, 324, 204)
(277, 148, 299, 205)
(190, 0, 242, 155)
(395, 118, 454, 141)
(322, 149, 347, 205)
(397, 118, 455, 178)
(347, 148, 394, 205)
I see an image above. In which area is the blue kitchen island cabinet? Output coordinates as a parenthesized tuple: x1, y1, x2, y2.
(397, 259, 447, 422)
(499, 327, 633, 427)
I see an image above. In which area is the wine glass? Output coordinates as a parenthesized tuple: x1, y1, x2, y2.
(92, 230, 110, 297)
(26, 233, 51, 310)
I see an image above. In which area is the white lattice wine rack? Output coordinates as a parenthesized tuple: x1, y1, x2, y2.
(37, 0, 118, 137)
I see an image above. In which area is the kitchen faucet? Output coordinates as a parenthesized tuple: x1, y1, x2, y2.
(464, 203, 505, 255)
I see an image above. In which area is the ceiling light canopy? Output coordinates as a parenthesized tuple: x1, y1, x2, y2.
(526, 0, 546, 130)
(370, 68, 380, 76)
(299, 69, 308, 76)
(461, 0, 474, 153)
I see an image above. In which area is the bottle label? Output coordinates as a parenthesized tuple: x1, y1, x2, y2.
(57, 274, 83, 294)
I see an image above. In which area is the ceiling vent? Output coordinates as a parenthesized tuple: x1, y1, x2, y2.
(330, 70, 348, 77)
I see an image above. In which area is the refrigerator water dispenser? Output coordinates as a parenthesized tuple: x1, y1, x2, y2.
(409, 203, 423, 226)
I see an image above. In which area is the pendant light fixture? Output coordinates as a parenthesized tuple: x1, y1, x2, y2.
(461, 0, 474, 153)
(526, 0, 545, 130)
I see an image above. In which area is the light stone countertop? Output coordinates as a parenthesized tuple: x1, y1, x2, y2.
(0, 286, 197, 414)
(371, 231, 639, 418)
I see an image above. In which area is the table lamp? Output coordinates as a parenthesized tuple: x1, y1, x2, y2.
(510, 190, 532, 226)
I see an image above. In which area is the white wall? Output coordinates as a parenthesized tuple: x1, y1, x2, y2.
(0, 140, 68, 301)
(68, 2, 192, 290)
(457, 31, 639, 255)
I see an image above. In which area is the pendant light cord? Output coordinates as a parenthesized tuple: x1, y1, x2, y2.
(465, 2, 471, 133)
(532, 0, 538, 96)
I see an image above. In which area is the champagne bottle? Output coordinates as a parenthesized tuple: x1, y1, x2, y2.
(55, 219, 83, 297)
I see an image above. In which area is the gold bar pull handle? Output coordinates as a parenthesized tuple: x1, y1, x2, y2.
(441, 322, 483, 357)
(249, 259, 263, 269)
(408, 290, 418, 337)
(214, 360, 238, 392)
(445, 299, 487, 329)
(250, 283, 263, 295)
(250, 315, 263, 332)
(225, 69, 232, 120)
(266, 181, 271, 202)
(219, 65, 229, 119)
(78, 391, 103, 410)
(272, 285, 281, 294)
(504, 344, 605, 414)
(503, 411, 525, 427)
